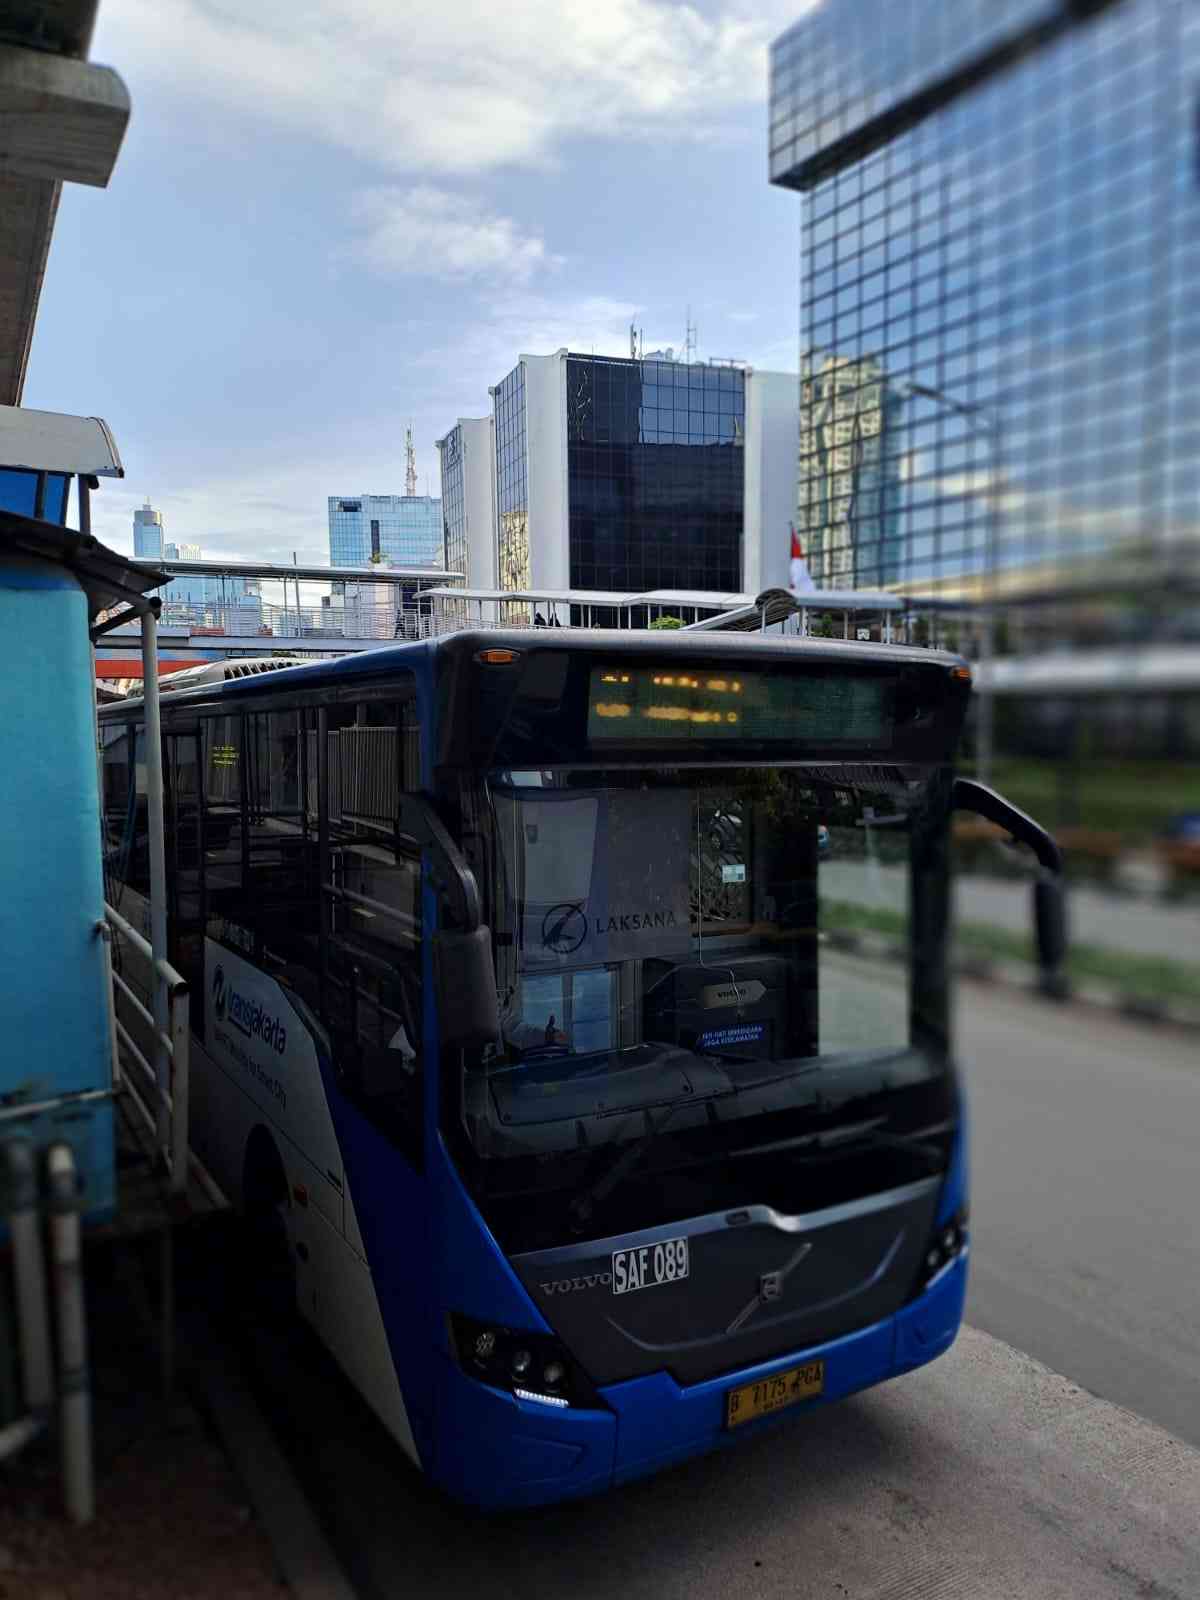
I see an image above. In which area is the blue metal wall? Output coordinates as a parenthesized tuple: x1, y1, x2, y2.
(0, 554, 115, 1222)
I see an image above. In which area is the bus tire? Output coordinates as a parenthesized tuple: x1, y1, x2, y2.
(238, 1128, 296, 1328)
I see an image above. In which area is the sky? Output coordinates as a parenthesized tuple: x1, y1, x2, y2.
(23, 0, 818, 566)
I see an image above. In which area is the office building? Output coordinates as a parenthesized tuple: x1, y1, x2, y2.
(769, 0, 1198, 595)
(328, 494, 443, 569)
(435, 418, 497, 588)
(487, 350, 798, 599)
(132, 500, 163, 559)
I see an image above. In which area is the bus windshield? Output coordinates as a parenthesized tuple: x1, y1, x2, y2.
(455, 761, 952, 1237)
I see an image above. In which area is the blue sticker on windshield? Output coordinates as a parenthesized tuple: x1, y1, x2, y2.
(698, 1023, 766, 1051)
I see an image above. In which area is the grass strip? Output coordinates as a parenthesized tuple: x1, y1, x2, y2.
(819, 897, 1200, 1007)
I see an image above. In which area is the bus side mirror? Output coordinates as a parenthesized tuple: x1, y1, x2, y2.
(953, 777, 1069, 998)
(436, 927, 501, 1051)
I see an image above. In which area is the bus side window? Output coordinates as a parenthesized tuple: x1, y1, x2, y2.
(101, 724, 134, 903)
(201, 714, 252, 952)
(322, 689, 425, 1166)
(101, 722, 153, 904)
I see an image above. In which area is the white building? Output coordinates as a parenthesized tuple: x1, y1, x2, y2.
(437, 350, 798, 606)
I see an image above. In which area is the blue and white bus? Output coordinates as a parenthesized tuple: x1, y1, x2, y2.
(98, 629, 1063, 1508)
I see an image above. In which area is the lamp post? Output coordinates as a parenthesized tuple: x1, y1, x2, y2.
(895, 380, 1002, 785)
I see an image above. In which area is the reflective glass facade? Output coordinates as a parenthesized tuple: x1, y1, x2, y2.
(132, 501, 163, 558)
(437, 425, 467, 577)
(327, 494, 444, 569)
(494, 366, 530, 592)
(771, 0, 1199, 595)
(566, 355, 745, 592)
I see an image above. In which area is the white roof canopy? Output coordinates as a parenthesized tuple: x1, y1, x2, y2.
(0, 403, 123, 475)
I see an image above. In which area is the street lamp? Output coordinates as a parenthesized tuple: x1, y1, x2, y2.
(895, 380, 1003, 786)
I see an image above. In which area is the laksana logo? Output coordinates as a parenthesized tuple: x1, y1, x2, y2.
(212, 964, 287, 1055)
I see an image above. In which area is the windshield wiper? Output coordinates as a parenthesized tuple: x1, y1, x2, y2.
(568, 1088, 735, 1234)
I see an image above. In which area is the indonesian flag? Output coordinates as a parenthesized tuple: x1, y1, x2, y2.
(789, 525, 815, 594)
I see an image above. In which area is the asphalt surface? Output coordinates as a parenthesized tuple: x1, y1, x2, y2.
(230, 1315, 1200, 1600)
(201, 973, 1200, 1598)
(959, 977, 1200, 1448)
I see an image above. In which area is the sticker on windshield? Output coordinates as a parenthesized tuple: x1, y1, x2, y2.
(612, 1237, 690, 1295)
(721, 862, 746, 883)
(698, 1023, 766, 1051)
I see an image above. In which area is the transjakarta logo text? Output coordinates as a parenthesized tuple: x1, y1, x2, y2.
(213, 965, 287, 1054)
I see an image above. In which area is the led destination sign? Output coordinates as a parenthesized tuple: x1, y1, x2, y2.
(586, 665, 888, 746)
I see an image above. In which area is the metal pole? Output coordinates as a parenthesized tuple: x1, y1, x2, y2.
(140, 609, 171, 1163)
(46, 1144, 93, 1524)
(5, 1140, 54, 1415)
(77, 476, 91, 537)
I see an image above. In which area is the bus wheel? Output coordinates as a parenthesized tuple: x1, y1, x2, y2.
(239, 1129, 296, 1328)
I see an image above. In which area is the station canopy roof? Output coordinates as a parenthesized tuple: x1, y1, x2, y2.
(0, 2, 130, 405)
(0, 403, 123, 475)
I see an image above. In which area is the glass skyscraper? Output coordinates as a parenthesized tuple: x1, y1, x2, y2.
(133, 500, 164, 559)
(769, 0, 1199, 595)
(327, 494, 444, 569)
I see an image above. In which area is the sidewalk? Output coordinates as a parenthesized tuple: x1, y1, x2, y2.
(0, 1239, 284, 1600)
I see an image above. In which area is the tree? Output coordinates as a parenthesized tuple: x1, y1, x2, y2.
(649, 615, 684, 630)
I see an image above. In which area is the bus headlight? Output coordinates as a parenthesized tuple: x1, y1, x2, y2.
(911, 1207, 969, 1296)
(448, 1312, 603, 1410)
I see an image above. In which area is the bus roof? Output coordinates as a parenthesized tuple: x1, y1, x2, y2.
(102, 628, 967, 718)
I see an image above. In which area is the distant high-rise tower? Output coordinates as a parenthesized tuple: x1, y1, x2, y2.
(405, 425, 418, 498)
(133, 500, 163, 560)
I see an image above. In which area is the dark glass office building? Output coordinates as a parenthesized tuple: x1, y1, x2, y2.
(770, 0, 1199, 598)
(437, 423, 468, 579)
(488, 350, 788, 600)
(565, 355, 745, 593)
(494, 363, 531, 594)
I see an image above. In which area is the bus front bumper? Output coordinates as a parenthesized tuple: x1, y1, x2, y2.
(433, 1253, 967, 1510)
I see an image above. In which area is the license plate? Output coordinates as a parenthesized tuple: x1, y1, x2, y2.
(611, 1236, 689, 1295)
(726, 1361, 825, 1429)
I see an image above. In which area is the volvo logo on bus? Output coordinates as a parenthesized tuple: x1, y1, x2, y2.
(542, 903, 588, 956)
(539, 1272, 612, 1296)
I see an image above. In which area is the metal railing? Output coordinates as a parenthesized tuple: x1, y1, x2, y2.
(155, 599, 434, 640)
(99, 905, 191, 1193)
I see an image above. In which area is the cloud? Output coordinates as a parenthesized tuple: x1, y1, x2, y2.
(101, 0, 816, 176)
(351, 187, 560, 283)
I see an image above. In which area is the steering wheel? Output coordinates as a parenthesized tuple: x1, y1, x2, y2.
(517, 1043, 572, 1061)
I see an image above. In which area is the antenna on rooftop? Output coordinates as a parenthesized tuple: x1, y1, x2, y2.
(683, 307, 697, 365)
(405, 423, 417, 498)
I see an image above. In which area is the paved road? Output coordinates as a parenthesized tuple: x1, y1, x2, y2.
(959, 977, 1200, 1446)
(824, 858, 1200, 963)
(228, 1315, 1199, 1600)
